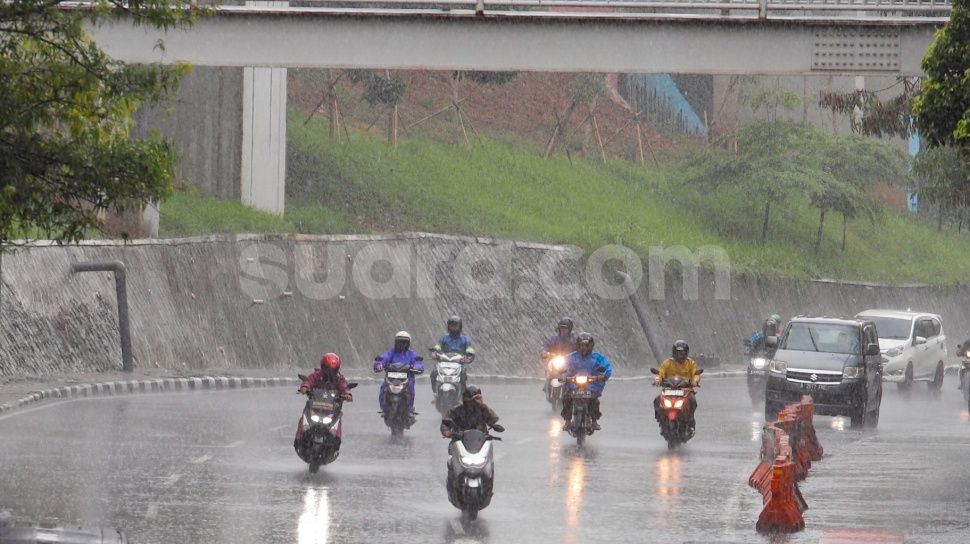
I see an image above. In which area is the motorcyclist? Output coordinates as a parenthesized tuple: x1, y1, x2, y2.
(374, 331, 425, 416)
(653, 340, 700, 432)
(295, 353, 353, 450)
(440, 385, 502, 499)
(439, 385, 500, 437)
(559, 332, 613, 431)
(540, 317, 578, 394)
(430, 315, 476, 397)
(749, 316, 782, 355)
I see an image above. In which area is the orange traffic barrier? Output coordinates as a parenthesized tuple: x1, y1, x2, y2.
(756, 459, 806, 533)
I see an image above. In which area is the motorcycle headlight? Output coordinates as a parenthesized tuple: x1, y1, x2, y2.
(551, 356, 565, 371)
(309, 413, 322, 423)
(885, 346, 904, 358)
(964, 350, 970, 359)
(321, 415, 333, 425)
(461, 455, 488, 468)
(769, 359, 787, 374)
(751, 357, 768, 370)
(575, 375, 588, 385)
(843, 366, 865, 379)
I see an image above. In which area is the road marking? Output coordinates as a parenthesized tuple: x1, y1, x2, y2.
(162, 474, 181, 487)
(145, 503, 158, 519)
(226, 440, 245, 448)
(191, 454, 212, 464)
(267, 424, 290, 432)
(449, 519, 465, 535)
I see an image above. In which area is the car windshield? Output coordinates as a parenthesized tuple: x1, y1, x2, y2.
(782, 323, 861, 355)
(865, 316, 913, 340)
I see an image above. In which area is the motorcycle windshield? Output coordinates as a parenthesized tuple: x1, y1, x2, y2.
(459, 429, 488, 454)
(439, 352, 464, 363)
(308, 389, 339, 411)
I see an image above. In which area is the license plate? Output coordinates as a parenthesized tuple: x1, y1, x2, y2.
(662, 389, 685, 396)
(313, 436, 325, 443)
(800, 383, 823, 391)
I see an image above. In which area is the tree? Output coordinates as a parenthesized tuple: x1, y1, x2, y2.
(544, 73, 609, 160)
(349, 70, 407, 146)
(0, 0, 201, 250)
(912, 145, 970, 231)
(914, 0, 970, 156)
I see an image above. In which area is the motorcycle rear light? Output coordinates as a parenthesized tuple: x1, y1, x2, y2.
(667, 411, 678, 421)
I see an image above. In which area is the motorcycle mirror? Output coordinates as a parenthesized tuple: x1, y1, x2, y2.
(696, 368, 704, 375)
(490, 424, 505, 433)
(374, 356, 383, 362)
(415, 356, 424, 362)
(650, 368, 660, 375)
(348, 382, 359, 389)
(297, 374, 308, 381)
(595, 365, 607, 374)
(441, 418, 456, 429)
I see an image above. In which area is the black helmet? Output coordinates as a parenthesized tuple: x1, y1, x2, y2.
(576, 332, 594, 349)
(557, 317, 574, 333)
(763, 319, 778, 337)
(447, 315, 463, 333)
(672, 340, 690, 357)
(463, 384, 482, 402)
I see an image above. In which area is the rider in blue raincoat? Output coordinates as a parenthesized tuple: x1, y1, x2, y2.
(375, 331, 424, 413)
(559, 332, 612, 431)
(430, 315, 476, 395)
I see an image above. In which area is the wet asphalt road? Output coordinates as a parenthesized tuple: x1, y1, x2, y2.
(1, 376, 970, 544)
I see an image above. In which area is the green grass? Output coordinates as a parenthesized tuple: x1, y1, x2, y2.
(158, 109, 970, 286)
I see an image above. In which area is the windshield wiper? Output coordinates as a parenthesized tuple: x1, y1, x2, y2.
(807, 328, 820, 352)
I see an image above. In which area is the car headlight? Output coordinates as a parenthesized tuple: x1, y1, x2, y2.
(751, 357, 768, 370)
(885, 346, 903, 358)
(769, 359, 787, 373)
(843, 366, 865, 379)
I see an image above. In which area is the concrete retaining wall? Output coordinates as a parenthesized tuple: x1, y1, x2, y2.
(1, 234, 968, 379)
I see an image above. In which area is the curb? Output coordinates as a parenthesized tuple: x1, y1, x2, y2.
(0, 370, 747, 416)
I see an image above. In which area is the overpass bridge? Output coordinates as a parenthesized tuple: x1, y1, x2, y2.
(83, 0, 952, 218)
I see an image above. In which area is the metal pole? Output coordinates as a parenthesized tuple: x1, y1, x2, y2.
(616, 270, 665, 365)
(71, 260, 133, 372)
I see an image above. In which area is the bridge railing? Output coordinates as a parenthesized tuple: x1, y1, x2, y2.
(278, 0, 953, 19)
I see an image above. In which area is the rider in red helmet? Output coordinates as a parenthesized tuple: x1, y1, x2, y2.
(294, 353, 353, 449)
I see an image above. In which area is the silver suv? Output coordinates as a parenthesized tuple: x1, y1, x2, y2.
(765, 316, 883, 428)
(854, 309, 947, 392)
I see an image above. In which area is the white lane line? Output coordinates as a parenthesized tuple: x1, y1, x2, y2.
(162, 474, 181, 487)
(226, 440, 245, 448)
(146, 503, 158, 519)
(449, 519, 465, 535)
(191, 454, 212, 464)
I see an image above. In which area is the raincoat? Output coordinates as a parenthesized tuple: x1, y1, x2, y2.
(375, 348, 424, 412)
(561, 351, 612, 394)
(433, 333, 476, 362)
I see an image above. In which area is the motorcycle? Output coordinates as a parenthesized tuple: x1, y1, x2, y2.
(958, 343, 970, 408)
(559, 365, 606, 446)
(295, 375, 358, 473)
(442, 420, 505, 521)
(743, 338, 770, 405)
(541, 352, 567, 413)
(375, 357, 421, 437)
(650, 368, 703, 450)
(432, 350, 467, 416)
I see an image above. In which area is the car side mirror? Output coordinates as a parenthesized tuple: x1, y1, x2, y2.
(914, 336, 927, 346)
(866, 343, 880, 357)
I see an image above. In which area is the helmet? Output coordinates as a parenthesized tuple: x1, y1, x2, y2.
(463, 384, 482, 402)
(557, 317, 574, 333)
(577, 332, 594, 347)
(321, 353, 341, 371)
(447, 315, 463, 333)
(672, 340, 689, 358)
(763, 319, 779, 337)
(770, 314, 781, 324)
(394, 331, 411, 351)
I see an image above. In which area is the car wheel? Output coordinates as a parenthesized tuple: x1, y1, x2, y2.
(850, 404, 867, 428)
(928, 361, 945, 392)
(897, 363, 914, 391)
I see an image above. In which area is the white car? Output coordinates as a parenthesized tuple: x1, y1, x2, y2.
(854, 309, 947, 391)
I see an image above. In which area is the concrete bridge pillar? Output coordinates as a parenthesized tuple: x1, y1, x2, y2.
(241, 65, 287, 215)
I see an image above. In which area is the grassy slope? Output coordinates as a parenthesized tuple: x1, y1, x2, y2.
(159, 109, 970, 286)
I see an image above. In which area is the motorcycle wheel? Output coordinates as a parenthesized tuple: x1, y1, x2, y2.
(308, 461, 320, 474)
(466, 508, 478, 521)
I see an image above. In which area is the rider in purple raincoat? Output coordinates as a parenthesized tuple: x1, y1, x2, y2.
(375, 331, 424, 413)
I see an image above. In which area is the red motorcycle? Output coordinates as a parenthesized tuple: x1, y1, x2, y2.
(650, 368, 703, 450)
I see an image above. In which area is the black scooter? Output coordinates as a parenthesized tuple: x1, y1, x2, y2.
(295, 375, 358, 473)
(376, 357, 422, 437)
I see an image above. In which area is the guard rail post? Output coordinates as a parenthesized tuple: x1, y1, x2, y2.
(71, 260, 133, 372)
